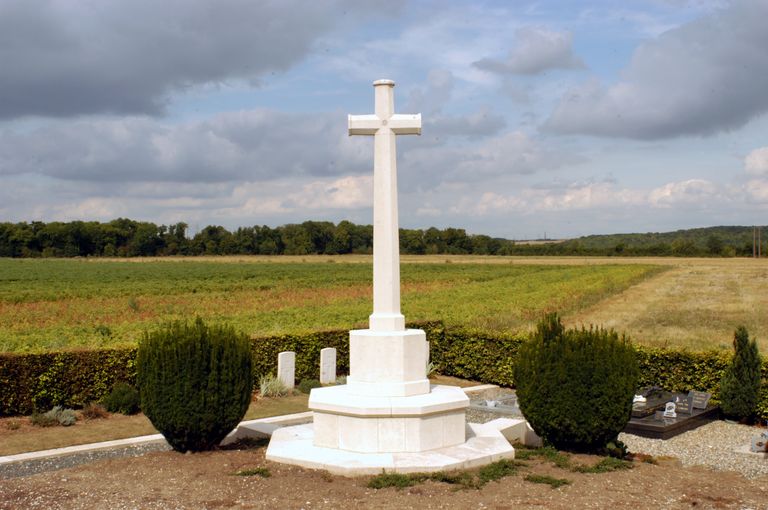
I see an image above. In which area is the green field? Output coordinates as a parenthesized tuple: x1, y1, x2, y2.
(0, 257, 661, 353)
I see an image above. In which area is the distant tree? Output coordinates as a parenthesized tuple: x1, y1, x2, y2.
(281, 224, 313, 255)
(706, 235, 724, 256)
(400, 229, 426, 254)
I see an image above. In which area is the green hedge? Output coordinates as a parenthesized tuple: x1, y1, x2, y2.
(2, 321, 766, 420)
(431, 328, 768, 420)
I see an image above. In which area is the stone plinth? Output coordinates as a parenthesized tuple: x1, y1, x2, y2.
(346, 328, 430, 397)
(309, 384, 468, 453)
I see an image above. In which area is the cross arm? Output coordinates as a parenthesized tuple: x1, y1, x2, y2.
(389, 114, 422, 135)
(348, 114, 381, 136)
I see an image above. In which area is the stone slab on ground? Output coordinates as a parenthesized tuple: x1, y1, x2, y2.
(266, 422, 515, 476)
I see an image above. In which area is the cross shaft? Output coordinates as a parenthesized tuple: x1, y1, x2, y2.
(348, 79, 421, 332)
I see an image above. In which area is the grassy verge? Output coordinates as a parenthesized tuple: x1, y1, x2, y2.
(0, 394, 309, 456)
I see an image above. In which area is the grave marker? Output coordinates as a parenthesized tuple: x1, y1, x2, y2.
(277, 351, 295, 390)
(688, 390, 712, 409)
(320, 347, 336, 384)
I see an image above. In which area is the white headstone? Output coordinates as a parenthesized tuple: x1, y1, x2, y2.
(319, 347, 336, 384)
(277, 351, 295, 390)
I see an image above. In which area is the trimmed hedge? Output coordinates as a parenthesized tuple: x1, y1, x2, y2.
(1, 321, 766, 420)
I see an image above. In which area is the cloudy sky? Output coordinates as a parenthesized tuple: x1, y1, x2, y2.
(1, 0, 767, 239)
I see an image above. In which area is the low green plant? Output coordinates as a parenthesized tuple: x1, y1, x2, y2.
(234, 467, 271, 478)
(56, 407, 77, 426)
(514, 313, 639, 452)
(259, 374, 289, 397)
(524, 474, 571, 488)
(30, 410, 59, 427)
(478, 459, 521, 484)
(573, 457, 633, 473)
(297, 378, 322, 394)
(335, 375, 347, 385)
(367, 472, 416, 489)
(101, 382, 140, 415)
(720, 326, 762, 421)
(428, 470, 479, 489)
(35, 406, 77, 426)
(516, 446, 572, 469)
(137, 318, 253, 452)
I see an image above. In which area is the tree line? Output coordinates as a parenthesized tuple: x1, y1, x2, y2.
(0, 219, 761, 258)
(0, 219, 512, 257)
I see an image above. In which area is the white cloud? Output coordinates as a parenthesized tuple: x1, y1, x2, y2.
(474, 27, 585, 75)
(745, 147, 768, 176)
(647, 179, 722, 207)
(546, 0, 768, 139)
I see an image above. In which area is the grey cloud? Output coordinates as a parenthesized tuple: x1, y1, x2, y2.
(0, 0, 389, 119)
(426, 108, 507, 139)
(400, 131, 584, 190)
(545, 0, 768, 139)
(405, 69, 455, 115)
(0, 110, 368, 183)
(473, 27, 584, 75)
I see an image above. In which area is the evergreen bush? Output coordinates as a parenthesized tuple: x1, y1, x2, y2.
(719, 326, 762, 421)
(514, 313, 639, 452)
(297, 378, 322, 394)
(102, 382, 140, 415)
(137, 318, 253, 452)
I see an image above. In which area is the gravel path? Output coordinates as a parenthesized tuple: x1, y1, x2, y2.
(0, 442, 171, 480)
(620, 421, 768, 480)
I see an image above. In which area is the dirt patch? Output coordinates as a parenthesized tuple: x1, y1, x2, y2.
(1, 446, 766, 509)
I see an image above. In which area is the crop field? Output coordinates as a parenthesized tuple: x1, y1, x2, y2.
(1, 255, 766, 354)
(0, 256, 661, 353)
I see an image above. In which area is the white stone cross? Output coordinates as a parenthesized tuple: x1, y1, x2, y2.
(348, 79, 421, 332)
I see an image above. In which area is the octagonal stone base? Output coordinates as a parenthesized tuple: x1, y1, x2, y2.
(265, 422, 515, 476)
(309, 384, 468, 453)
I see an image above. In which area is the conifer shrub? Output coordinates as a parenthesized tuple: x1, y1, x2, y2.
(102, 382, 140, 415)
(514, 313, 639, 452)
(137, 318, 253, 452)
(719, 326, 762, 421)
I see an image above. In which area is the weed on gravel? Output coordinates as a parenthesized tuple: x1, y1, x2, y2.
(573, 457, 634, 473)
(367, 472, 416, 489)
(234, 467, 271, 478)
(524, 474, 571, 488)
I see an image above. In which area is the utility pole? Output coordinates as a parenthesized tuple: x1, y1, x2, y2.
(754, 226, 757, 258)
(760, 227, 762, 258)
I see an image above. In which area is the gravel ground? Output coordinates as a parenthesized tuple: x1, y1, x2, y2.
(620, 421, 768, 480)
(2, 390, 765, 484)
(0, 442, 171, 480)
